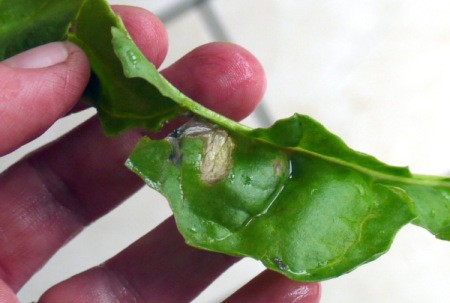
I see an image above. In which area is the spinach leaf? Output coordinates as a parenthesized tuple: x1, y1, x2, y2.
(126, 114, 449, 281)
(126, 117, 416, 281)
(395, 180, 450, 240)
(0, 0, 84, 60)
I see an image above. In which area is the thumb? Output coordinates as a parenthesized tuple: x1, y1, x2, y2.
(0, 41, 90, 156)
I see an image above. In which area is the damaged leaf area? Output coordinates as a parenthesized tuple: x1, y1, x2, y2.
(127, 119, 291, 236)
(171, 120, 236, 185)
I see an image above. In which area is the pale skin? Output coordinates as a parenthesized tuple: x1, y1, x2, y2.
(0, 5, 320, 303)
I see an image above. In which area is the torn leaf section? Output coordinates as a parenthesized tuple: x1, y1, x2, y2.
(173, 120, 235, 185)
(200, 129, 235, 185)
(128, 119, 290, 237)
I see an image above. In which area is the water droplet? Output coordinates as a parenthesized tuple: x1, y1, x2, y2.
(430, 209, 436, 218)
(244, 175, 253, 185)
(272, 257, 289, 271)
(441, 190, 450, 201)
(229, 172, 236, 182)
(126, 50, 138, 67)
(318, 260, 328, 267)
(356, 184, 365, 195)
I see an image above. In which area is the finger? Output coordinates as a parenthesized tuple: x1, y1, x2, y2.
(39, 218, 239, 303)
(224, 271, 321, 303)
(0, 42, 90, 156)
(0, 119, 143, 292)
(162, 42, 266, 121)
(113, 5, 168, 67)
(151, 41, 267, 139)
(0, 41, 266, 291)
(0, 279, 19, 303)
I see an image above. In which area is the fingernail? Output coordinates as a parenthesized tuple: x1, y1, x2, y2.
(2, 42, 69, 69)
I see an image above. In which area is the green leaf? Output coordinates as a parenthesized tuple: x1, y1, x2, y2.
(395, 180, 450, 240)
(127, 117, 421, 281)
(0, 0, 84, 60)
(127, 115, 449, 281)
(67, 0, 186, 135)
(258, 115, 450, 241)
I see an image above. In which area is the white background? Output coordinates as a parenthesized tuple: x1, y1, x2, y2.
(1, 0, 449, 302)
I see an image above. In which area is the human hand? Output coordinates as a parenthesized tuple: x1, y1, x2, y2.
(0, 5, 320, 302)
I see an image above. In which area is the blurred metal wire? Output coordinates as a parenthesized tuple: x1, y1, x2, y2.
(159, 0, 273, 126)
(158, 0, 207, 23)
